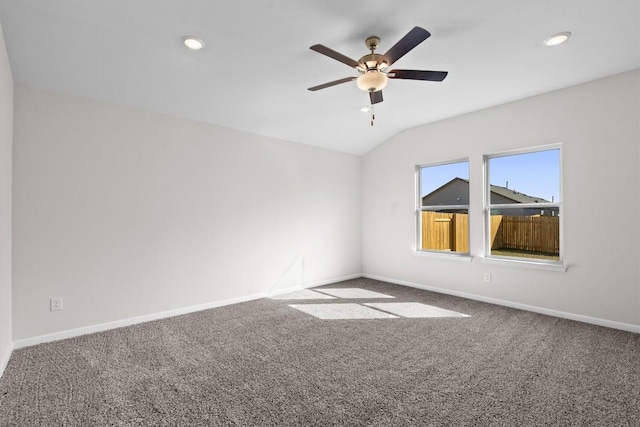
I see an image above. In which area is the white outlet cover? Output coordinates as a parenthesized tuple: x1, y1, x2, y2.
(50, 297, 63, 311)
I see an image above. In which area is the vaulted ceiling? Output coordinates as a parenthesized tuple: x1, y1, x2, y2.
(1, 0, 638, 155)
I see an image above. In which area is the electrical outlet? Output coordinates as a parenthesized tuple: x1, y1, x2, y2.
(483, 273, 492, 283)
(50, 297, 63, 311)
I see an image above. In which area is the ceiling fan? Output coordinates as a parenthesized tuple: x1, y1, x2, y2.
(308, 26, 448, 124)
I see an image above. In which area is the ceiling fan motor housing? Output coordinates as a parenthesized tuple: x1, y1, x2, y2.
(356, 47, 387, 92)
(358, 53, 384, 71)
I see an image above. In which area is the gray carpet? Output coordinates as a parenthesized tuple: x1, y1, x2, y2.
(1, 278, 639, 426)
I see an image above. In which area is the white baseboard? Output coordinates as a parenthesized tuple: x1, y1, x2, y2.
(13, 291, 269, 349)
(16, 271, 633, 351)
(268, 273, 363, 297)
(14, 273, 365, 349)
(305, 273, 363, 288)
(268, 286, 305, 297)
(0, 341, 14, 379)
(363, 273, 640, 334)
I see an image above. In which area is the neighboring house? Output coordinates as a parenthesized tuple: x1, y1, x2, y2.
(422, 177, 558, 216)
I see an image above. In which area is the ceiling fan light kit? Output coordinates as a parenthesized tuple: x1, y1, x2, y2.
(308, 26, 448, 125)
(356, 71, 388, 92)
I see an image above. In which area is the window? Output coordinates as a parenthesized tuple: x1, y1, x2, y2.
(417, 160, 469, 254)
(485, 146, 562, 263)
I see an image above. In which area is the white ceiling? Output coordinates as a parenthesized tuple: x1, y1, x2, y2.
(1, 0, 638, 155)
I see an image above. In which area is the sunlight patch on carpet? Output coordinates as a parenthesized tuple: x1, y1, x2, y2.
(364, 302, 470, 318)
(270, 289, 337, 300)
(314, 288, 395, 299)
(288, 303, 398, 319)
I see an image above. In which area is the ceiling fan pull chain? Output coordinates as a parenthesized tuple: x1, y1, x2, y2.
(370, 105, 375, 126)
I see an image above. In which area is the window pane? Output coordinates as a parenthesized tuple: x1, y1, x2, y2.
(489, 209, 560, 261)
(421, 209, 469, 253)
(488, 149, 560, 204)
(420, 161, 470, 206)
(419, 160, 469, 254)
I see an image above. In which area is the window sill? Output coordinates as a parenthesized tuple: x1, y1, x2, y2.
(412, 250, 473, 262)
(480, 256, 568, 272)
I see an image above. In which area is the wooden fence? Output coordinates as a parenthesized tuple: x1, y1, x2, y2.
(421, 211, 468, 253)
(422, 212, 559, 254)
(491, 215, 559, 254)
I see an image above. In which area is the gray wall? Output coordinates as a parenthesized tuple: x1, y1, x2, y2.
(12, 86, 362, 340)
(4, 63, 639, 353)
(0, 21, 13, 375)
(363, 70, 640, 328)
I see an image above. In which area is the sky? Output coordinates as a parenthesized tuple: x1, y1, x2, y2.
(420, 149, 560, 202)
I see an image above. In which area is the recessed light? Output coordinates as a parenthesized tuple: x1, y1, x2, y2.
(360, 106, 371, 113)
(183, 36, 204, 50)
(543, 32, 571, 47)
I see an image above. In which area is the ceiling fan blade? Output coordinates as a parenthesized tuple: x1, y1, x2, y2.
(307, 77, 356, 91)
(310, 44, 360, 68)
(381, 27, 431, 67)
(388, 69, 448, 81)
(369, 91, 383, 104)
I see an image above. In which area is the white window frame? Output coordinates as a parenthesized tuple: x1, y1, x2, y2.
(416, 158, 470, 257)
(483, 144, 565, 269)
